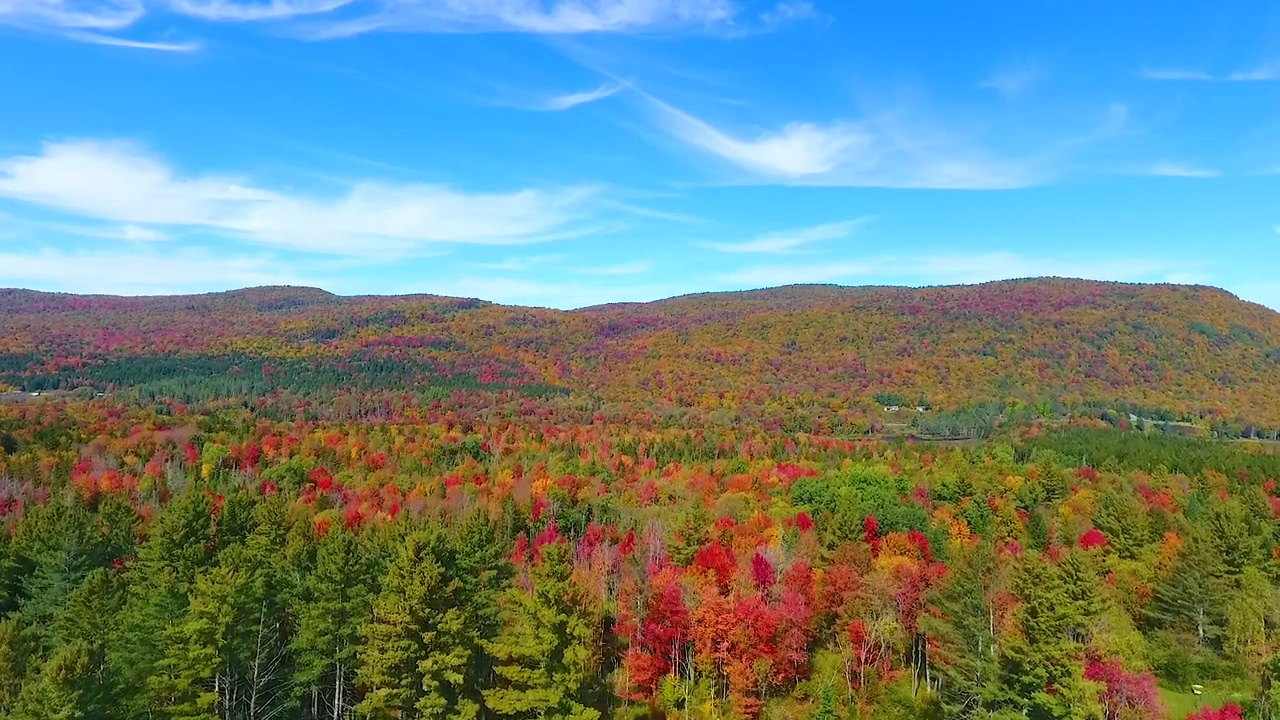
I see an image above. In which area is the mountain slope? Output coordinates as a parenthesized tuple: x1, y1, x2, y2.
(2, 278, 1278, 427)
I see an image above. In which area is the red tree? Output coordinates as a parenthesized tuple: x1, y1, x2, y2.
(620, 564, 691, 699)
(1083, 656, 1163, 720)
(1186, 704, 1244, 720)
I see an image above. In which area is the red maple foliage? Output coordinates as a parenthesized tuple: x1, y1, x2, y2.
(1079, 527, 1109, 550)
(693, 540, 736, 590)
(1083, 656, 1163, 720)
(619, 564, 690, 699)
(751, 551, 776, 592)
(1186, 704, 1244, 720)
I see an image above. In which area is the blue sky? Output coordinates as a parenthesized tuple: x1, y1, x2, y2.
(1, 0, 1279, 309)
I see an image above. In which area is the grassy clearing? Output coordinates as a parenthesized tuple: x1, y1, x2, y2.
(1159, 684, 1251, 718)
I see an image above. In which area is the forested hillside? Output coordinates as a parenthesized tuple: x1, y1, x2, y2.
(1, 278, 1279, 719)
(2, 278, 1279, 433)
(0, 395, 1277, 719)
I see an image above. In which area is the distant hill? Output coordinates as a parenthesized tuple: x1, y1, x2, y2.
(3, 278, 1279, 428)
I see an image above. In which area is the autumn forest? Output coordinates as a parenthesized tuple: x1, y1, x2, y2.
(1, 278, 1279, 720)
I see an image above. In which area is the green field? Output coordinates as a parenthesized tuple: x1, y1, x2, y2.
(1159, 685, 1251, 718)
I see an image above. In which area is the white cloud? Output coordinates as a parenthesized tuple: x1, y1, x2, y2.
(0, 247, 308, 294)
(758, 1, 814, 25)
(1142, 163, 1221, 178)
(539, 83, 622, 111)
(0, 0, 144, 30)
(117, 223, 167, 241)
(980, 62, 1041, 99)
(705, 219, 867, 254)
(0, 139, 602, 257)
(649, 98, 866, 178)
(1227, 62, 1280, 82)
(1139, 63, 1280, 82)
(0, 0, 183, 50)
(63, 29, 201, 50)
(647, 95, 1038, 189)
(166, 0, 353, 21)
(301, 0, 739, 38)
(1138, 68, 1214, 81)
(3, 0, 800, 46)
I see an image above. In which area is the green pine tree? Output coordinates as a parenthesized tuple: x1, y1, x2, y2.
(356, 528, 482, 720)
(11, 641, 104, 720)
(921, 543, 1001, 719)
(151, 563, 249, 720)
(294, 526, 374, 719)
(811, 681, 840, 720)
(484, 540, 603, 720)
(1092, 487, 1149, 560)
(115, 492, 218, 718)
(993, 551, 1103, 720)
(0, 617, 36, 716)
(1146, 536, 1228, 648)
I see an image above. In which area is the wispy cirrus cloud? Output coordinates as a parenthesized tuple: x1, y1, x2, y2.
(980, 61, 1041, 99)
(1141, 163, 1221, 178)
(1138, 68, 1214, 81)
(644, 94, 1043, 189)
(650, 99, 866, 179)
(0, 246, 310, 294)
(0, 139, 606, 257)
(0, 0, 144, 30)
(0, 0, 195, 50)
(539, 83, 623, 111)
(297, 0, 736, 38)
(1, 0, 805, 48)
(756, 0, 815, 28)
(63, 29, 201, 50)
(705, 219, 868, 254)
(1227, 62, 1280, 82)
(1139, 63, 1280, 82)
(166, 0, 354, 21)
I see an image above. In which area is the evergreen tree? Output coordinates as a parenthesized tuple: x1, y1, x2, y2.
(294, 526, 373, 720)
(1092, 488, 1149, 560)
(14, 501, 108, 649)
(484, 540, 603, 720)
(115, 492, 218, 718)
(922, 543, 1000, 719)
(811, 680, 840, 720)
(234, 498, 298, 720)
(451, 511, 513, 701)
(0, 617, 35, 716)
(993, 551, 1103, 720)
(1146, 536, 1228, 648)
(0, 531, 21, 616)
(356, 528, 482, 719)
(10, 641, 104, 720)
(151, 563, 249, 720)
(1199, 498, 1265, 578)
(50, 568, 124, 714)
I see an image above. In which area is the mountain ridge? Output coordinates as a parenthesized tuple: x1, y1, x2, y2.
(2, 277, 1278, 429)
(0, 276, 1262, 311)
